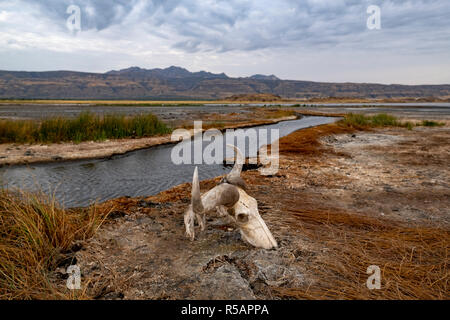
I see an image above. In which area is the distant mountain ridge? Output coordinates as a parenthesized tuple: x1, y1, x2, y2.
(0, 66, 449, 100)
(247, 74, 280, 81)
(106, 66, 228, 80)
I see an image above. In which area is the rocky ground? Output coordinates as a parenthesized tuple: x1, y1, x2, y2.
(53, 124, 449, 299)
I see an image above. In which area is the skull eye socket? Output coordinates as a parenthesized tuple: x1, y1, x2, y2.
(236, 213, 249, 223)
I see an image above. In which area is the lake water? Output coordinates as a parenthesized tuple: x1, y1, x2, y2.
(1, 103, 450, 120)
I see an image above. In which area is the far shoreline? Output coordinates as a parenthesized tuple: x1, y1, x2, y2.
(1, 96, 449, 106)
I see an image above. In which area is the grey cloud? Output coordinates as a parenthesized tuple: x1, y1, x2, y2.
(140, 0, 450, 53)
(18, 0, 137, 31)
(3, 0, 450, 54)
(0, 0, 449, 84)
(173, 39, 201, 52)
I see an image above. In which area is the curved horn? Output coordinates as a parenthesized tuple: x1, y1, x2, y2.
(191, 166, 204, 213)
(226, 144, 244, 179)
(224, 144, 247, 190)
(200, 183, 240, 212)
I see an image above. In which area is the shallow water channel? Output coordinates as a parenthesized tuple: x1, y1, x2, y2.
(0, 116, 337, 207)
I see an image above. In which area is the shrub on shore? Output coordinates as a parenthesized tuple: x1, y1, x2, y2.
(339, 113, 420, 129)
(340, 113, 398, 127)
(0, 189, 110, 299)
(0, 112, 171, 144)
(420, 120, 445, 127)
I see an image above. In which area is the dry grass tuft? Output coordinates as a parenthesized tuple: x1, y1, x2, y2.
(272, 208, 449, 300)
(278, 123, 355, 156)
(0, 189, 111, 299)
(264, 109, 297, 119)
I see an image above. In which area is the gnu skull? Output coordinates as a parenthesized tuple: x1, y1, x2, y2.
(184, 145, 277, 249)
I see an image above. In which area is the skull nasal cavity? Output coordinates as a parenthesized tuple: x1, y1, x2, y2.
(237, 213, 249, 223)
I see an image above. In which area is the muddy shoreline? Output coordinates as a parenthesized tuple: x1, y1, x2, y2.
(1, 97, 449, 106)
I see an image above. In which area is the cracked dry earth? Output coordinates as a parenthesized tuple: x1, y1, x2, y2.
(57, 125, 449, 299)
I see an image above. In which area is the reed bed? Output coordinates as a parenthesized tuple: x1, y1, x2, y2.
(338, 113, 416, 129)
(0, 111, 171, 144)
(335, 113, 446, 131)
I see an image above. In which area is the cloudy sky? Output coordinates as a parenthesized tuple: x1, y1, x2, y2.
(0, 0, 449, 84)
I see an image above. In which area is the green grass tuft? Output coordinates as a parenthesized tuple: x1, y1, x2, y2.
(339, 113, 401, 128)
(339, 113, 444, 130)
(419, 120, 445, 127)
(0, 112, 172, 144)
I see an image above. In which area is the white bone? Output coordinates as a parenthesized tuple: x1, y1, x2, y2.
(183, 145, 278, 249)
(233, 189, 278, 249)
(227, 144, 243, 179)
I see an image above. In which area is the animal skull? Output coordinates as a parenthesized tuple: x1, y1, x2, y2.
(184, 145, 278, 249)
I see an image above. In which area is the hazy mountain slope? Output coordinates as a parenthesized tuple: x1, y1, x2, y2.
(0, 66, 449, 100)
